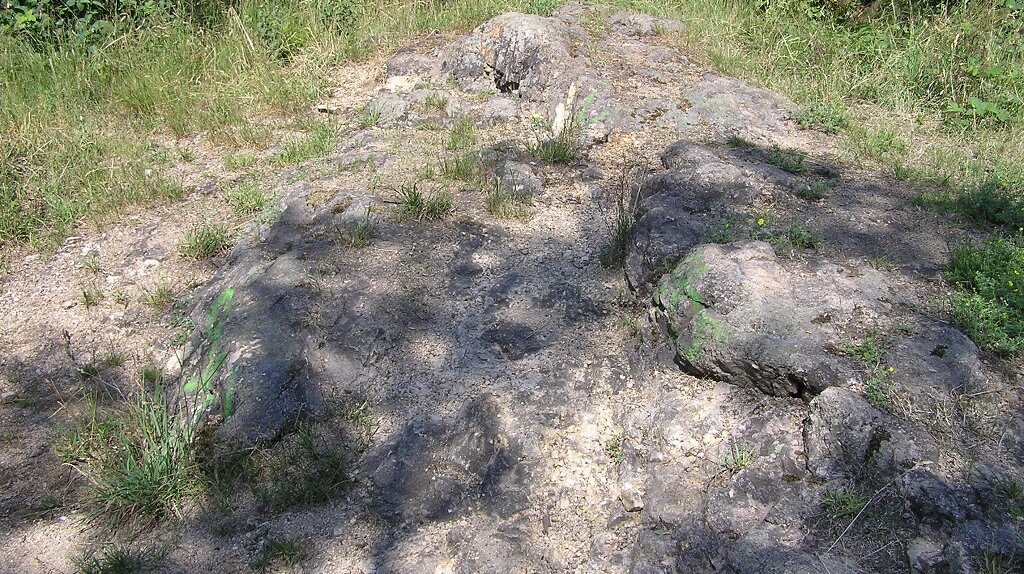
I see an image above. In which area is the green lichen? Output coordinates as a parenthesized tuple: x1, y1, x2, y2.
(681, 311, 727, 364)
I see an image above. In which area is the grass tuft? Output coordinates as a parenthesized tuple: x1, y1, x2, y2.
(396, 182, 454, 220)
(767, 145, 806, 174)
(485, 178, 533, 221)
(76, 545, 165, 574)
(224, 182, 270, 216)
(948, 232, 1024, 356)
(250, 538, 307, 572)
(794, 103, 849, 134)
(178, 224, 230, 260)
(273, 121, 337, 165)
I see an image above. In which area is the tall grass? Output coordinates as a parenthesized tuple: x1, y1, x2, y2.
(1, 0, 1021, 250)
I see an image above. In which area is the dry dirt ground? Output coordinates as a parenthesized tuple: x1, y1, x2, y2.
(1, 5, 1022, 574)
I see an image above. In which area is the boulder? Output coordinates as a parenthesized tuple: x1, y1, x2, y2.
(682, 75, 795, 143)
(803, 388, 938, 480)
(652, 242, 889, 397)
(363, 394, 530, 524)
(608, 11, 683, 37)
(493, 161, 543, 199)
(441, 13, 582, 101)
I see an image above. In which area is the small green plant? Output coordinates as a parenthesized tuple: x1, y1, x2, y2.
(100, 349, 126, 369)
(839, 330, 887, 366)
(81, 285, 104, 308)
(224, 152, 257, 170)
(978, 552, 1022, 574)
(865, 366, 894, 408)
(341, 212, 373, 248)
(256, 419, 355, 512)
(143, 283, 175, 311)
(787, 224, 821, 250)
(438, 152, 480, 182)
(945, 97, 1011, 128)
(425, 92, 448, 111)
(224, 182, 269, 215)
(250, 538, 307, 572)
(857, 127, 909, 161)
(485, 178, 532, 221)
(796, 180, 832, 201)
(358, 105, 382, 129)
(948, 231, 1024, 356)
(768, 145, 807, 174)
(822, 487, 868, 521)
(528, 91, 602, 165)
(599, 192, 636, 267)
(179, 224, 230, 260)
(76, 545, 165, 574)
(722, 441, 755, 473)
(274, 121, 336, 165)
(794, 103, 849, 134)
(955, 180, 1024, 229)
(605, 434, 625, 464)
(141, 365, 163, 385)
(445, 116, 477, 151)
(62, 290, 236, 526)
(395, 182, 454, 220)
(83, 255, 102, 274)
(726, 134, 756, 149)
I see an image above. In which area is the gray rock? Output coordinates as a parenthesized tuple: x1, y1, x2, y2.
(480, 97, 519, 123)
(727, 528, 865, 574)
(441, 13, 584, 101)
(493, 161, 543, 199)
(652, 242, 888, 397)
(619, 484, 644, 512)
(386, 49, 440, 78)
(887, 321, 992, 410)
(804, 388, 938, 480)
(682, 75, 795, 143)
(365, 93, 410, 126)
(945, 521, 1024, 574)
(907, 537, 946, 573)
(482, 323, 546, 360)
(608, 11, 682, 37)
(364, 394, 529, 524)
(625, 165, 756, 291)
(901, 468, 969, 526)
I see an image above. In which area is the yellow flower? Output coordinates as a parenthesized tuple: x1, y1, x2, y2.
(757, 218, 765, 226)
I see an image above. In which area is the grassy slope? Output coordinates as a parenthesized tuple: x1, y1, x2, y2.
(1, 0, 1021, 248)
(1, 1, 1022, 346)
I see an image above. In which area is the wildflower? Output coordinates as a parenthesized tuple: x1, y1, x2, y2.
(757, 218, 765, 226)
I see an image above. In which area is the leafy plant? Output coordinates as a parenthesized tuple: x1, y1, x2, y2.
(796, 179, 833, 201)
(605, 434, 625, 464)
(767, 145, 806, 174)
(794, 103, 849, 134)
(787, 224, 821, 249)
(948, 232, 1024, 356)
